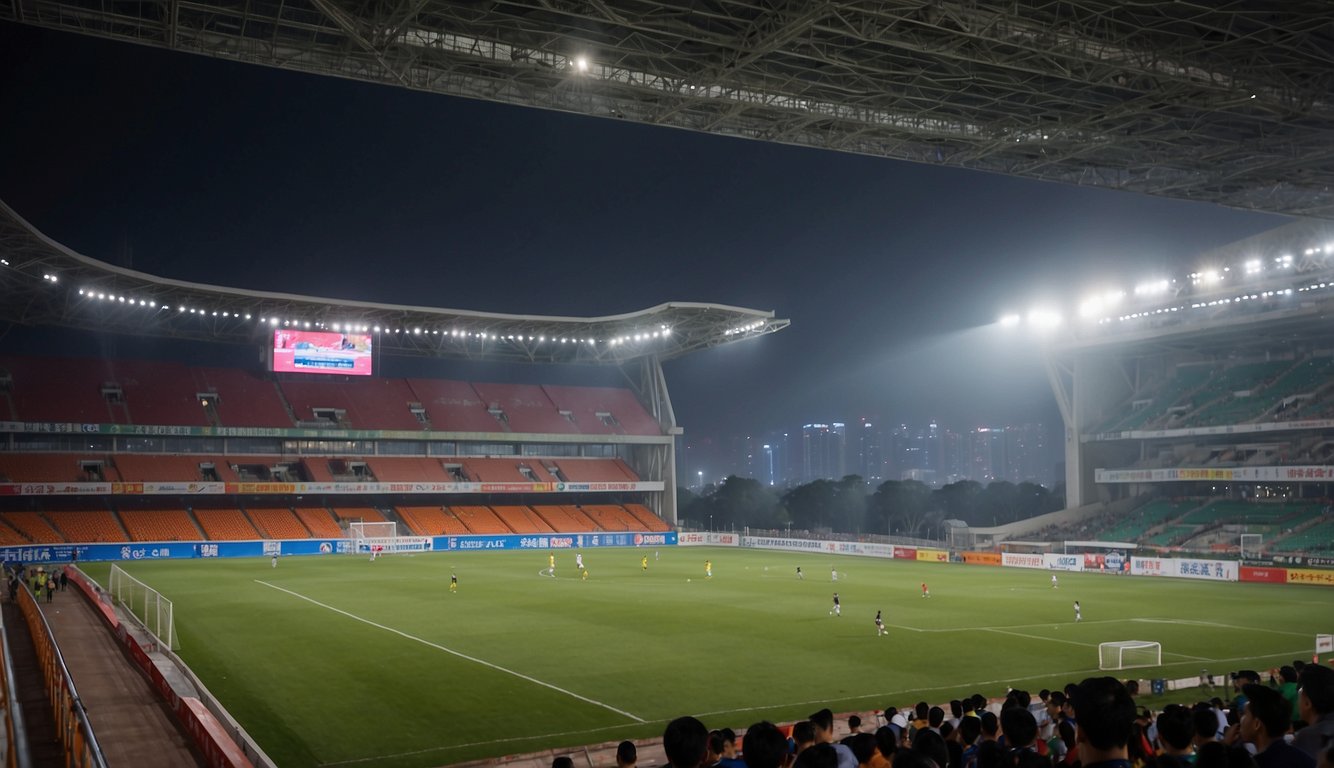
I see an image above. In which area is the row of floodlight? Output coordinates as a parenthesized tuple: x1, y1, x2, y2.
(999, 249, 1322, 331)
(724, 320, 767, 336)
(77, 286, 674, 346)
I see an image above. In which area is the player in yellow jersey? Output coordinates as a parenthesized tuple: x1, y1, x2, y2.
(642, 555, 648, 572)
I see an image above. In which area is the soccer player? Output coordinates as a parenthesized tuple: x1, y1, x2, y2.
(875, 610, 887, 636)
(271, 553, 277, 568)
(576, 552, 584, 570)
(642, 555, 648, 572)
(548, 553, 556, 575)
(705, 560, 713, 579)
(831, 566, 838, 582)
(1073, 600, 1081, 622)
(1052, 573, 1059, 589)
(831, 592, 841, 616)
(581, 567, 589, 581)
(921, 582, 930, 598)
(796, 566, 804, 580)
(450, 572, 458, 593)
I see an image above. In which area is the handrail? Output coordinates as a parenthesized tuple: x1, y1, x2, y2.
(0, 589, 32, 768)
(15, 585, 108, 768)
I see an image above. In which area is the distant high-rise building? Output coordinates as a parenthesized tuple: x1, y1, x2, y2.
(801, 422, 847, 483)
(855, 418, 884, 483)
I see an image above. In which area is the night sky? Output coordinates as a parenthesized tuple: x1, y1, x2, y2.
(0, 23, 1291, 445)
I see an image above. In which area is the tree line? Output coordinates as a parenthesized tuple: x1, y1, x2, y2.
(677, 476, 1064, 539)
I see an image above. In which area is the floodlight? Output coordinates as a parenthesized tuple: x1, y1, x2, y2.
(1245, 259, 1262, 274)
(1027, 308, 1062, 330)
(575, 56, 589, 72)
(998, 314, 1021, 328)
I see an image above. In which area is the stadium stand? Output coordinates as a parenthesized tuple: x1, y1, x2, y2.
(0, 518, 27, 545)
(0, 355, 122, 423)
(405, 378, 505, 432)
(364, 457, 451, 483)
(246, 507, 311, 539)
(3, 511, 63, 543)
(1096, 365, 1212, 433)
(626, 503, 672, 532)
(109, 359, 212, 427)
(0, 453, 119, 482)
(395, 505, 454, 536)
(46, 510, 127, 543)
(490, 505, 555, 533)
(193, 367, 294, 427)
(580, 504, 644, 531)
(541, 385, 663, 435)
(118, 508, 202, 542)
(450, 505, 511, 534)
(113, 454, 240, 483)
(470, 383, 580, 434)
(193, 508, 261, 540)
(1097, 499, 1195, 542)
(554, 458, 639, 483)
(332, 507, 386, 523)
(1272, 516, 1334, 553)
(295, 507, 344, 538)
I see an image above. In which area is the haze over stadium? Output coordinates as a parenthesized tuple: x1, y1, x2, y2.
(0, 23, 1290, 444)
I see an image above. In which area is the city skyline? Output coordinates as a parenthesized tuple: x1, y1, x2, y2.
(681, 418, 1059, 492)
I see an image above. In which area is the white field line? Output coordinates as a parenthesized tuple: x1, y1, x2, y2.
(254, 580, 644, 723)
(980, 627, 1209, 661)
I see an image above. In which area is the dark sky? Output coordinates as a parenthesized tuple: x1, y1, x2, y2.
(0, 23, 1290, 441)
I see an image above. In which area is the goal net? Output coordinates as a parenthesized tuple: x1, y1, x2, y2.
(1099, 640, 1161, 671)
(348, 520, 432, 555)
(108, 564, 179, 651)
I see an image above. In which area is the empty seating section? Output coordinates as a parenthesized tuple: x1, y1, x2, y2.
(295, 507, 344, 538)
(1179, 360, 1292, 427)
(247, 508, 311, 539)
(491, 505, 554, 533)
(580, 504, 642, 531)
(333, 507, 386, 523)
(113, 454, 240, 483)
(562, 505, 598, 531)
(5, 512, 64, 543)
(471, 383, 579, 434)
(626, 503, 672, 532)
(1097, 366, 1213, 433)
(365, 457, 451, 483)
(405, 379, 502, 432)
(464, 458, 532, 483)
(280, 378, 423, 430)
(395, 506, 457, 536)
(299, 458, 338, 483)
(1274, 518, 1334, 553)
(1145, 524, 1197, 546)
(1099, 500, 1194, 541)
(554, 459, 639, 483)
(194, 508, 261, 540)
(450, 505, 511, 534)
(1180, 500, 1289, 525)
(47, 510, 125, 543)
(118, 509, 200, 542)
(542, 385, 661, 435)
(531, 505, 582, 531)
(110, 360, 211, 427)
(1, 356, 117, 423)
(194, 368, 293, 427)
(0, 520, 27, 546)
(0, 454, 119, 483)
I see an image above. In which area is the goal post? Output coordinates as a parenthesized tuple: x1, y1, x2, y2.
(107, 564, 179, 651)
(1099, 640, 1162, 671)
(1239, 533, 1263, 560)
(347, 520, 432, 555)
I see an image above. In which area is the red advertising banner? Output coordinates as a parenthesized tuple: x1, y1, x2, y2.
(1240, 566, 1287, 584)
(963, 552, 1002, 566)
(893, 546, 917, 560)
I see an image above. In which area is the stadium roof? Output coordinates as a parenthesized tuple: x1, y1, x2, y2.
(0, 199, 789, 364)
(5, 2, 1334, 217)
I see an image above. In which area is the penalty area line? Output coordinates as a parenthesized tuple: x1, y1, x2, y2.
(254, 580, 644, 723)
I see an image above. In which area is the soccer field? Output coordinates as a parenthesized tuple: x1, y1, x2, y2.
(81, 547, 1333, 768)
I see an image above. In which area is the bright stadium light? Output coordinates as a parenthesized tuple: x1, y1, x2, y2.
(1027, 308, 1063, 330)
(998, 314, 1021, 328)
(1133, 279, 1171, 297)
(574, 56, 589, 73)
(1245, 258, 1263, 274)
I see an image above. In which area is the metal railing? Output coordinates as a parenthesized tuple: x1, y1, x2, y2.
(0, 592, 31, 768)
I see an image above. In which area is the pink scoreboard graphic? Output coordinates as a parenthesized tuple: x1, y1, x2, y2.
(271, 330, 373, 376)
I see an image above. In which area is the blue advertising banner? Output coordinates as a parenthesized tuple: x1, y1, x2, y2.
(0, 531, 677, 564)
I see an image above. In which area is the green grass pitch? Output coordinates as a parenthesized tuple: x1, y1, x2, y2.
(80, 547, 1333, 767)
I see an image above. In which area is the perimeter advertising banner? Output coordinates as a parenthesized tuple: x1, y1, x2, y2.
(893, 546, 917, 559)
(1002, 552, 1045, 569)
(916, 548, 949, 562)
(1240, 566, 1288, 584)
(963, 552, 1002, 566)
(0, 480, 664, 496)
(1096, 465, 1334, 483)
(1131, 556, 1237, 581)
(1286, 568, 1334, 587)
(1044, 553, 1085, 571)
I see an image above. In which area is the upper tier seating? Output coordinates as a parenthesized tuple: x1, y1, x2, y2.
(365, 457, 452, 483)
(1096, 365, 1213, 433)
(193, 367, 293, 427)
(113, 454, 240, 483)
(470, 383, 580, 434)
(247, 508, 311, 539)
(109, 359, 211, 427)
(541, 385, 662, 436)
(405, 379, 502, 432)
(118, 509, 201, 542)
(194, 508, 261, 540)
(279, 378, 423, 430)
(1098, 499, 1194, 542)
(47, 510, 126, 543)
(0, 454, 120, 483)
(554, 459, 639, 483)
(0, 356, 120, 423)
